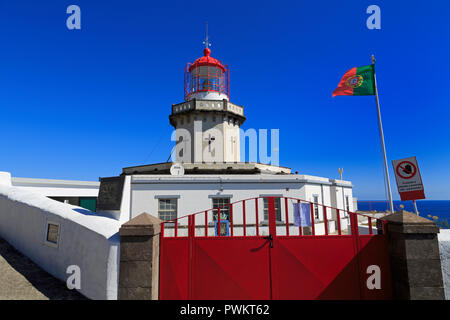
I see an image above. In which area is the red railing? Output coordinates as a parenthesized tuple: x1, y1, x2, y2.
(161, 196, 386, 239)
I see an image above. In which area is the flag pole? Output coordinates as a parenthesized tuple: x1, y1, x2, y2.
(371, 55, 394, 214)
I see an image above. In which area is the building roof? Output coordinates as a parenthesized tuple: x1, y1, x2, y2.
(188, 48, 226, 72)
(129, 173, 353, 187)
(11, 177, 100, 188)
(122, 162, 291, 176)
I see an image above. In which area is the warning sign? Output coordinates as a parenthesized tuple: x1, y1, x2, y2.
(392, 156, 425, 201)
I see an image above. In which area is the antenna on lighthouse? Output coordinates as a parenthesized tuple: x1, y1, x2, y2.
(203, 22, 211, 49)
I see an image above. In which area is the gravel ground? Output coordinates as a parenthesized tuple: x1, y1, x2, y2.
(0, 237, 87, 300)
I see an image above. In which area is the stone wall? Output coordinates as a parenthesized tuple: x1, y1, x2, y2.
(118, 213, 161, 300)
(383, 210, 445, 299)
(0, 184, 121, 300)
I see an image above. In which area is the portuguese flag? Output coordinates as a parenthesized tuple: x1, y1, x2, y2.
(332, 65, 375, 97)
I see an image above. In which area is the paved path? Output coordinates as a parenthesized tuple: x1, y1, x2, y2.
(0, 237, 87, 300)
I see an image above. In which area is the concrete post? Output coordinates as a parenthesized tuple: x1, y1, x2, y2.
(383, 210, 445, 300)
(118, 213, 161, 300)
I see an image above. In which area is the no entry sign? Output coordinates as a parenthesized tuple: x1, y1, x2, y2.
(392, 156, 425, 201)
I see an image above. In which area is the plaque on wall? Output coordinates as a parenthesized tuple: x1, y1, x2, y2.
(46, 223, 59, 244)
(96, 176, 125, 211)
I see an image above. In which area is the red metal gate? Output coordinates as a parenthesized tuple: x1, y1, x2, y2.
(159, 197, 392, 300)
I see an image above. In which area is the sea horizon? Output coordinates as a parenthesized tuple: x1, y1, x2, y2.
(357, 200, 450, 228)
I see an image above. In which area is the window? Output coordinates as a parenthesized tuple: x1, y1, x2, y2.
(212, 198, 230, 221)
(191, 66, 224, 92)
(345, 196, 350, 213)
(263, 198, 282, 221)
(158, 199, 177, 221)
(313, 195, 320, 220)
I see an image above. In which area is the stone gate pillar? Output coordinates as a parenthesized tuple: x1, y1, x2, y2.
(118, 213, 161, 300)
(383, 210, 445, 300)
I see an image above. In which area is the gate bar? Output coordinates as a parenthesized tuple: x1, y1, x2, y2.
(204, 210, 208, 237)
(255, 198, 259, 236)
(297, 199, 302, 236)
(310, 202, 316, 236)
(230, 204, 234, 237)
(187, 215, 193, 299)
(285, 197, 289, 236)
(217, 207, 221, 237)
(268, 197, 277, 237)
(336, 209, 342, 235)
(243, 200, 246, 236)
(175, 218, 178, 237)
(323, 206, 328, 235)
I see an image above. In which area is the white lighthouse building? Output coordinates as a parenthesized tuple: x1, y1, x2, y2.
(91, 41, 355, 235)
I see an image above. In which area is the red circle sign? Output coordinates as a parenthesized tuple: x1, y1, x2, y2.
(396, 161, 417, 179)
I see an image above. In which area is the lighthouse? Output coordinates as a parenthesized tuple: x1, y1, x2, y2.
(169, 39, 246, 163)
(93, 31, 354, 235)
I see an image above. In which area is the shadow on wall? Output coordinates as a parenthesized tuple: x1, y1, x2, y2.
(0, 237, 87, 300)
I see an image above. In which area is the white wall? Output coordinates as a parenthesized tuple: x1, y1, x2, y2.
(0, 172, 12, 187)
(343, 186, 354, 211)
(127, 174, 353, 236)
(190, 91, 228, 101)
(222, 115, 240, 162)
(174, 108, 242, 163)
(130, 179, 306, 220)
(0, 185, 120, 300)
(439, 229, 450, 300)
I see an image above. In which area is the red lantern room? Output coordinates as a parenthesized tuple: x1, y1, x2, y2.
(184, 47, 230, 101)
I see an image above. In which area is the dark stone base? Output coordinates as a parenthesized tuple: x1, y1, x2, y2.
(384, 211, 445, 300)
(118, 287, 152, 300)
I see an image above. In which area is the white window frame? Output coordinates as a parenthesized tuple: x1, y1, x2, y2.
(212, 198, 231, 221)
(158, 198, 178, 222)
(262, 197, 282, 222)
(312, 194, 320, 221)
(345, 196, 350, 213)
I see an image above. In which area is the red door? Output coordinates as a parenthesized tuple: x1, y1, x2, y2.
(191, 237, 272, 299)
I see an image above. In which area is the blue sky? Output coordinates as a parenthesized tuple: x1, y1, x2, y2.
(0, 0, 449, 200)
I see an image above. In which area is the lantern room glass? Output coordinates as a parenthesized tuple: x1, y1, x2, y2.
(187, 65, 228, 97)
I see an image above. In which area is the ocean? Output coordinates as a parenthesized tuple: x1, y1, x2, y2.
(357, 200, 450, 229)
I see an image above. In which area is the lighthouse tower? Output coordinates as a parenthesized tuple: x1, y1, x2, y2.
(169, 38, 246, 164)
